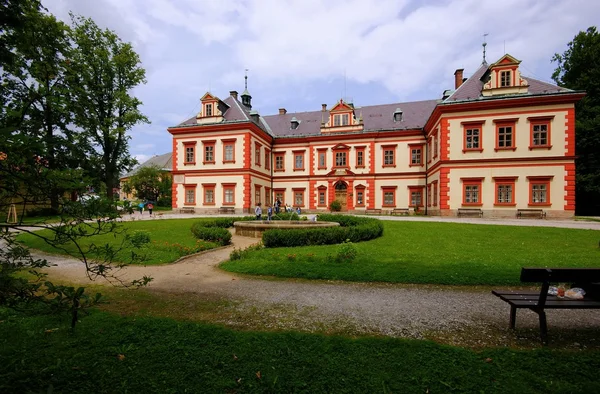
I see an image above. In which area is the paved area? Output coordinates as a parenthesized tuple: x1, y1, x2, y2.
(34, 212, 600, 347)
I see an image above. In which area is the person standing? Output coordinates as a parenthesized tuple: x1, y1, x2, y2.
(267, 205, 273, 221)
(255, 202, 262, 220)
(275, 198, 281, 214)
(147, 202, 154, 216)
(138, 201, 144, 215)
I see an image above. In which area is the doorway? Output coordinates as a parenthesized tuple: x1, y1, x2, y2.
(334, 182, 348, 211)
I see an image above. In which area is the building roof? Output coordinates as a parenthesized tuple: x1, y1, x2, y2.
(262, 99, 439, 138)
(445, 63, 572, 103)
(121, 152, 172, 179)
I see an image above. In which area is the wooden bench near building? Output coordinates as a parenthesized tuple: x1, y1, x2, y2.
(365, 208, 383, 215)
(516, 209, 546, 219)
(457, 208, 483, 218)
(218, 206, 236, 214)
(179, 207, 195, 214)
(493, 267, 600, 344)
(390, 208, 410, 216)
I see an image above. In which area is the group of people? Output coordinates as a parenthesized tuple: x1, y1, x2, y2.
(137, 201, 154, 215)
(255, 198, 301, 220)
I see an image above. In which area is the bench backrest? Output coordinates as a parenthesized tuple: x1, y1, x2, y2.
(521, 268, 600, 283)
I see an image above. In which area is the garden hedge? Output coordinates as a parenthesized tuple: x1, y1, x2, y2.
(262, 214, 383, 248)
(190, 216, 255, 245)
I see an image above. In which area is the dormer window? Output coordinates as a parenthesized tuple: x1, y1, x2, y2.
(290, 117, 299, 130)
(393, 108, 403, 122)
(500, 70, 512, 87)
(205, 104, 212, 116)
(334, 114, 349, 126)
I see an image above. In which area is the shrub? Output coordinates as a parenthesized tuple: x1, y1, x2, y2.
(329, 200, 342, 212)
(190, 223, 231, 246)
(335, 240, 357, 262)
(129, 230, 151, 248)
(262, 216, 383, 248)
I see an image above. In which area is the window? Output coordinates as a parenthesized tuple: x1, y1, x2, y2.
(427, 184, 432, 207)
(255, 185, 261, 205)
(293, 188, 305, 206)
(317, 149, 327, 170)
(495, 119, 517, 150)
(265, 149, 270, 170)
(293, 150, 305, 171)
(408, 186, 424, 208)
(355, 147, 365, 168)
(203, 140, 215, 164)
(223, 183, 236, 205)
(494, 177, 516, 206)
(183, 141, 197, 164)
(202, 184, 215, 205)
(205, 103, 212, 116)
(335, 151, 347, 167)
(409, 145, 423, 166)
(433, 134, 438, 158)
(274, 152, 285, 171)
(500, 70, 511, 87)
(265, 187, 271, 205)
(462, 178, 483, 206)
(462, 121, 484, 152)
(334, 113, 350, 126)
(382, 186, 397, 207)
(184, 184, 196, 205)
(433, 181, 438, 207)
(382, 145, 396, 167)
(318, 187, 327, 206)
(528, 176, 552, 206)
(223, 140, 235, 163)
(274, 189, 285, 205)
(427, 138, 432, 162)
(528, 116, 553, 149)
(255, 142, 261, 166)
(356, 191, 364, 206)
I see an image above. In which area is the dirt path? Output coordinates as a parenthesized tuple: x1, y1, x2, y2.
(40, 220, 600, 347)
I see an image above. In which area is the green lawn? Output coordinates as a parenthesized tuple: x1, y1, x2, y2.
(1, 308, 598, 393)
(16, 218, 218, 265)
(221, 221, 600, 285)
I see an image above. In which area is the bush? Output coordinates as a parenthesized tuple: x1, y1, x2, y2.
(262, 216, 383, 248)
(335, 240, 358, 262)
(190, 223, 232, 246)
(329, 200, 342, 212)
(157, 197, 172, 207)
(129, 230, 151, 248)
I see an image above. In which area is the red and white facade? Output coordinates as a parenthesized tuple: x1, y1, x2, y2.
(168, 55, 583, 218)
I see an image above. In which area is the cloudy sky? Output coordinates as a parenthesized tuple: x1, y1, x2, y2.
(43, 0, 599, 164)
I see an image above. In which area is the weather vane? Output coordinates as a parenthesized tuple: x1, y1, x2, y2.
(482, 33, 489, 64)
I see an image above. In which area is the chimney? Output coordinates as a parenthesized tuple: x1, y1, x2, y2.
(229, 90, 238, 99)
(279, 108, 287, 115)
(321, 104, 327, 112)
(249, 110, 260, 123)
(454, 69, 464, 89)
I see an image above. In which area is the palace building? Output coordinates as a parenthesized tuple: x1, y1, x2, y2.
(167, 54, 584, 218)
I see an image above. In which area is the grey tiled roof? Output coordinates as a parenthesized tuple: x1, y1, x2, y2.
(262, 99, 439, 138)
(121, 152, 172, 178)
(445, 64, 572, 103)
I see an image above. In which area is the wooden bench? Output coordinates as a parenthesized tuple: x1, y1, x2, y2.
(365, 208, 383, 215)
(390, 208, 410, 216)
(516, 208, 546, 219)
(218, 206, 235, 214)
(457, 208, 483, 218)
(179, 207, 195, 214)
(492, 267, 600, 344)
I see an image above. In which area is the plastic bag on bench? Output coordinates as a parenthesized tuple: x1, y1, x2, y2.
(565, 288, 586, 300)
(548, 286, 558, 296)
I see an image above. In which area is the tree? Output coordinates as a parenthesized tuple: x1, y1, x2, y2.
(1, 5, 79, 212)
(68, 14, 148, 200)
(552, 26, 600, 215)
(123, 164, 172, 203)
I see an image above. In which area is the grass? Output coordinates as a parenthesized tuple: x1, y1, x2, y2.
(222, 221, 600, 286)
(16, 218, 219, 265)
(1, 308, 599, 393)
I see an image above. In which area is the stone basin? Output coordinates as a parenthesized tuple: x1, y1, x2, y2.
(233, 220, 340, 238)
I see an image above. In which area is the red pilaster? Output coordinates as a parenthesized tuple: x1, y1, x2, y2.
(564, 163, 576, 211)
(440, 118, 450, 161)
(309, 180, 316, 210)
(367, 179, 375, 209)
(565, 108, 575, 156)
(243, 174, 251, 212)
(347, 179, 354, 210)
(440, 167, 450, 209)
(172, 138, 178, 208)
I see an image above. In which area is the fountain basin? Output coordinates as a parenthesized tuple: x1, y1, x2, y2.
(234, 220, 340, 238)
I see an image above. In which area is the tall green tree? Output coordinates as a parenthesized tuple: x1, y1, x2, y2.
(552, 26, 600, 215)
(1, 5, 77, 211)
(68, 14, 148, 200)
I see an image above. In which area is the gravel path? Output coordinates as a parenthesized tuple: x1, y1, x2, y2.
(38, 214, 600, 347)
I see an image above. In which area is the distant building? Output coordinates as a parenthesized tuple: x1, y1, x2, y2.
(167, 54, 583, 218)
(119, 152, 172, 200)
